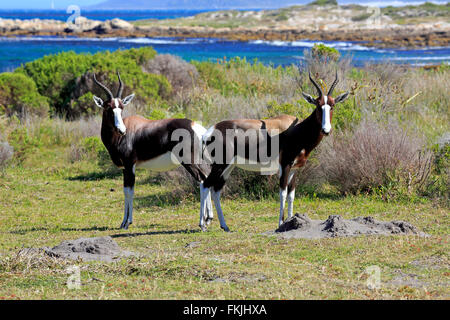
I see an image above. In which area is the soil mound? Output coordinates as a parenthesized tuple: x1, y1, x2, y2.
(21, 236, 135, 262)
(275, 213, 312, 232)
(270, 214, 426, 239)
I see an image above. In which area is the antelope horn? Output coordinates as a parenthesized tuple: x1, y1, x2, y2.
(93, 74, 113, 100)
(328, 71, 339, 96)
(309, 71, 323, 98)
(117, 71, 124, 99)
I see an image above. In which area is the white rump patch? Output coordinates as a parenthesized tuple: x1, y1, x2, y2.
(191, 122, 207, 139)
(136, 152, 181, 172)
(235, 155, 280, 175)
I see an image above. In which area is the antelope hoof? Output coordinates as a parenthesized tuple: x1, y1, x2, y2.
(205, 217, 213, 226)
(221, 226, 230, 232)
(120, 221, 132, 230)
(199, 224, 208, 232)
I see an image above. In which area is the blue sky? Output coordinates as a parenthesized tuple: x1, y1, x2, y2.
(0, 1, 102, 9)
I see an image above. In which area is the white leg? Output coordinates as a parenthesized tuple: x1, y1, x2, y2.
(287, 188, 295, 219)
(206, 191, 214, 225)
(128, 187, 134, 226)
(121, 187, 134, 230)
(279, 188, 288, 227)
(199, 184, 209, 231)
(211, 190, 230, 232)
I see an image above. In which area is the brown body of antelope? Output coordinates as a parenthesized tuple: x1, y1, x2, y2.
(200, 72, 349, 231)
(93, 72, 213, 230)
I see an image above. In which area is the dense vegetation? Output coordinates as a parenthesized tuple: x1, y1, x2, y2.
(0, 46, 449, 202)
(14, 47, 170, 119)
(0, 73, 49, 117)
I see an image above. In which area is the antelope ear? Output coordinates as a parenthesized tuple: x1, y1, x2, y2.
(335, 92, 350, 104)
(302, 92, 316, 105)
(93, 96, 103, 108)
(122, 93, 135, 106)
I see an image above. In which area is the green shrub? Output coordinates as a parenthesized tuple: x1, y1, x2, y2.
(308, 0, 338, 5)
(425, 143, 450, 202)
(193, 58, 285, 97)
(194, 61, 229, 92)
(7, 125, 42, 164)
(0, 73, 49, 117)
(146, 108, 167, 120)
(16, 47, 171, 119)
(266, 101, 311, 120)
(68, 136, 110, 167)
(331, 96, 361, 131)
(311, 44, 341, 62)
(81, 136, 111, 168)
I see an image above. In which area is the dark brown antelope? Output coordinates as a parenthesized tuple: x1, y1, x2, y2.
(201, 72, 349, 231)
(92, 72, 213, 230)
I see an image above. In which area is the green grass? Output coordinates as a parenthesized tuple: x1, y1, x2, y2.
(0, 144, 448, 300)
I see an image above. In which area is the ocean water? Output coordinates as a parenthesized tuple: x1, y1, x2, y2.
(0, 9, 448, 70)
(0, 36, 448, 72)
(0, 9, 213, 21)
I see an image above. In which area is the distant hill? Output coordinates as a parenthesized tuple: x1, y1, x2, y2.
(86, 0, 449, 10)
(87, 0, 309, 10)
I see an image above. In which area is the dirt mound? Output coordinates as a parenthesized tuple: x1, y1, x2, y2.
(22, 236, 135, 262)
(268, 213, 427, 239)
(275, 213, 312, 232)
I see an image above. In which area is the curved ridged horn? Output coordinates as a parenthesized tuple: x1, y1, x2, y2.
(93, 74, 113, 100)
(116, 71, 124, 99)
(309, 71, 323, 98)
(328, 71, 339, 96)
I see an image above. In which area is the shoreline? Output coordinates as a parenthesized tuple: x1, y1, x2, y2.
(0, 17, 449, 49)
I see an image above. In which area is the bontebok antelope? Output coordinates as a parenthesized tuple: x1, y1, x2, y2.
(200, 72, 349, 231)
(92, 72, 213, 230)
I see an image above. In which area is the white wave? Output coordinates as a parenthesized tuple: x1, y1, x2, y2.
(250, 39, 315, 47)
(290, 41, 316, 47)
(0, 36, 209, 45)
(249, 39, 372, 51)
(118, 37, 206, 45)
(389, 56, 450, 61)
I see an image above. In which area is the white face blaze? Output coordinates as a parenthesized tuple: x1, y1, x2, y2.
(113, 98, 127, 135)
(321, 96, 332, 134)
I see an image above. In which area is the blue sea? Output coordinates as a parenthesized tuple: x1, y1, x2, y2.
(0, 10, 449, 71)
(0, 9, 214, 21)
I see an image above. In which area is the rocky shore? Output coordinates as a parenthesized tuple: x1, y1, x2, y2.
(0, 17, 449, 48)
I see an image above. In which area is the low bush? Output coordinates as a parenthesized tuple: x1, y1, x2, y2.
(68, 136, 112, 169)
(0, 140, 13, 170)
(193, 57, 293, 98)
(318, 117, 433, 198)
(425, 141, 449, 202)
(143, 54, 199, 94)
(311, 43, 341, 62)
(0, 73, 49, 118)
